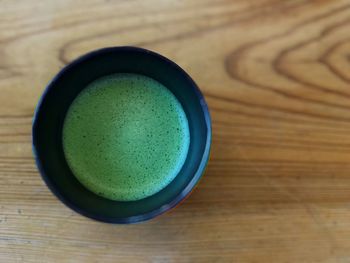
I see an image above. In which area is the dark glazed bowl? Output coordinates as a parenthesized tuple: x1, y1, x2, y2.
(32, 46, 211, 223)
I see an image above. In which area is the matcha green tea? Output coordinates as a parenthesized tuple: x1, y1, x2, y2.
(62, 73, 190, 201)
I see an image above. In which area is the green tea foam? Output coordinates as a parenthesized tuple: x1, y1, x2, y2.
(62, 73, 190, 201)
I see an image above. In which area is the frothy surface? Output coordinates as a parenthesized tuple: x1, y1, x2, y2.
(62, 73, 190, 201)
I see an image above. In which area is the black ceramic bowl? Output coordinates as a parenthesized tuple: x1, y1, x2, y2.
(32, 46, 211, 223)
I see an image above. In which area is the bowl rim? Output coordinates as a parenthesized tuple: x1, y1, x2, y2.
(32, 46, 212, 224)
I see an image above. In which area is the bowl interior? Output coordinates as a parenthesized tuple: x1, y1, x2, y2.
(33, 47, 211, 223)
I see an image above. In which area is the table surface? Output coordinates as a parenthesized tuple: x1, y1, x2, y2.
(2, 0, 350, 262)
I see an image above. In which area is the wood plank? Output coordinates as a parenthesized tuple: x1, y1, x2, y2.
(1, 0, 350, 262)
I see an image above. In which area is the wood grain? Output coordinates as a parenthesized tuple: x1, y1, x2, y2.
(1, 0, 350, 262)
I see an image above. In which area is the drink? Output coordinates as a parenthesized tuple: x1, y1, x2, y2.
(62, 73, 190, 201)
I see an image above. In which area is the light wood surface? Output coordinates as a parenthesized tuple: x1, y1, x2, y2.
(1, 0, 350, 262)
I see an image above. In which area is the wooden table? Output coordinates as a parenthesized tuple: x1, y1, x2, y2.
(1, 0, 350, 262)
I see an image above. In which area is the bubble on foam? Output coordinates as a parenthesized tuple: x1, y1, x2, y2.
(62, 73, 190, 201)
